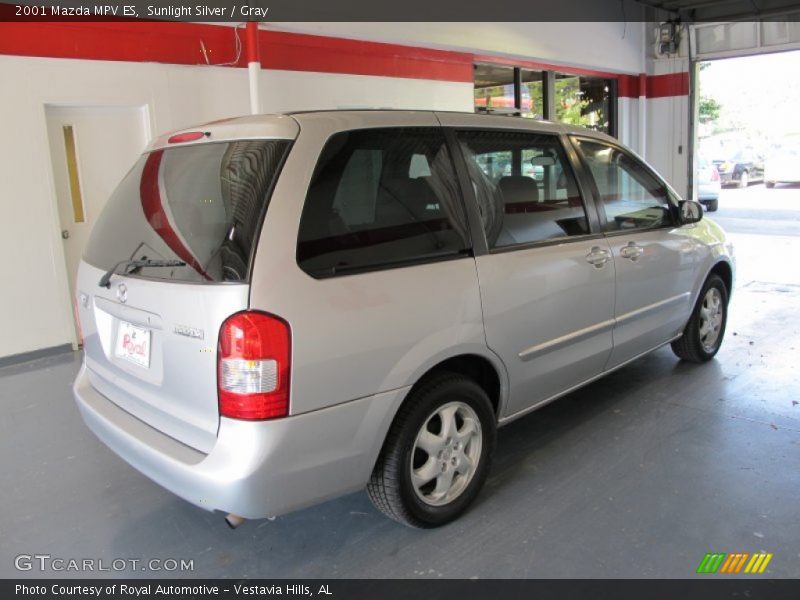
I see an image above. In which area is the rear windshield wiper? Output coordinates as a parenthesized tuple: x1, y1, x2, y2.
(98, 259, 186, 288)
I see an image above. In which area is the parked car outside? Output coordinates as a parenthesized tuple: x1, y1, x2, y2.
(697, 155, 721, 211)
(712, 147, 764, 188)
(765, 142, 800, 188)
(73, 111, 735, 529)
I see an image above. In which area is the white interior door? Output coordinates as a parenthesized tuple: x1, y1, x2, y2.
(46, 105, 149, 346)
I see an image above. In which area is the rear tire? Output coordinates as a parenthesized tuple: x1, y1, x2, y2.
(707, 199, 719, 212)
(738, 171, 749, 188)
(367, 373, 496, 528)
(766, 181, 776, 189)
(671, 274, 728, 363)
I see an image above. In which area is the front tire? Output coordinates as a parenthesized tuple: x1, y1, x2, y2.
(367, 373, 496, 528)
(671, 274, 729, 363)
(766, 181, 776, 189)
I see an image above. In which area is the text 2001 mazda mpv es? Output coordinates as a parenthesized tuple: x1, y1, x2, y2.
(73, 111, 734, 528)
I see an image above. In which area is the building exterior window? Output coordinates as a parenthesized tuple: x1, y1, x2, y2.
(555, 74, 614, 134)
(473, 64, 516, 111)
(473, 63, 617, 136)
(520, 69, 545, 120)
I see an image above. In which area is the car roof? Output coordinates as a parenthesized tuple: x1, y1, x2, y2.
(149, 109, 616, 151)
(287, 109, 616, 140)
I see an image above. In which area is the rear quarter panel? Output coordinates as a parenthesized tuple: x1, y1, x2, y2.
(248, 112, 498, 417)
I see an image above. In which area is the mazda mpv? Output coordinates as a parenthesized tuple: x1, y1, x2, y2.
(73, 111, 734, 528)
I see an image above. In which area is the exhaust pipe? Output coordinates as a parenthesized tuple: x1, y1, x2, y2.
(225, 513, 247, 529)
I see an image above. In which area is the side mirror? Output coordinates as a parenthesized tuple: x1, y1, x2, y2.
(679, 200, 703, 224)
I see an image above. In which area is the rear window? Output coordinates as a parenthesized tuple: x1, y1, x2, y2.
(84, 139, 292, 283)
(296, 128, 470, 277)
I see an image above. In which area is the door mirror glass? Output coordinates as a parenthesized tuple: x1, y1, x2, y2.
(680, 200, 703, 224)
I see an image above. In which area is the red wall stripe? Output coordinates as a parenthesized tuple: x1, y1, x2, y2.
(0, 21, 245, 66)
(0, 21, 690, 97)
(646, 72, 690, 98)
(245, 22, 260, 65)
(617, 74, 642, 98)
(257, 29, 473, 82)
(0, 21, 473, 82)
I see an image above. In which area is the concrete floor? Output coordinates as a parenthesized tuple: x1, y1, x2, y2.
(1, 184, 799, 579)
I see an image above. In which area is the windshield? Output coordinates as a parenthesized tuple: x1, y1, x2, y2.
(84, 140, 292, 283)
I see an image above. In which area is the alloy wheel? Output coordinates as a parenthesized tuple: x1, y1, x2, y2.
(410, 401, 483, 507)
(699, 287, 724, 352)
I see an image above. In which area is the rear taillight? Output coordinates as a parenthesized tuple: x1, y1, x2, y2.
(711, 168, 720, 182)
(217, 311, 291, 420)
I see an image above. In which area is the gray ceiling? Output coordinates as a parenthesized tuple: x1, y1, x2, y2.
(635, 0, 800, 21)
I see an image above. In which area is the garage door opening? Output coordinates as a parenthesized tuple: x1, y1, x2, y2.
(692, 50, 800, 289)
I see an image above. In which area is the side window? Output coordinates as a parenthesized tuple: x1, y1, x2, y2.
(573, 138, 675, 232)
(297, 128, 470, 277)
(458, 130, 589, 249)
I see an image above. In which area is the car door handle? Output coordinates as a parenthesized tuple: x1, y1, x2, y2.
(585, 246, 611, 267)
(620, 242, 644, 261)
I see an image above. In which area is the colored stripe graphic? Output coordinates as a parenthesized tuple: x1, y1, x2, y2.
(720, 553, 749, 574)
(744, 553, 774, 574)
(733, 553, 750, 573)
(698, 553, 773, 574)
(720, 554, 736, 573)
(697, 553, 726, 574)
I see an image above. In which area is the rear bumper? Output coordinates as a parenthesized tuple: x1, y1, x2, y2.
(765, 174, 800, 183)
(74, 363, 407, 518)
(698, 184, 720, 202)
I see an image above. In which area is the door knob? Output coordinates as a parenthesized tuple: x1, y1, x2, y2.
(62, 229, 70, 240)
(585, 246, 610, 267)
(620, 242, 644, 261)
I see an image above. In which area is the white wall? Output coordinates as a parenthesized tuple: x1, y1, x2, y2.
(645, 23, 692, 198)
(271, 22, 647, 75)
(645, 59, 691, 197)
(258, 70, 473, 113)
(0, 55, 252, 358)
(0, 55, 473, 359)
(617, 96, 644, 157)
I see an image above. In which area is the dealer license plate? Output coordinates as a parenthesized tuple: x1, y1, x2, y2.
(114, 321, 151, 368)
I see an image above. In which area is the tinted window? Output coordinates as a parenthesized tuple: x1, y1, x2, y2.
(84, 140, 292, 283)
(573, 138, 675, 232)
(458, 130, 589, 248)
(297, 128, 470, 277)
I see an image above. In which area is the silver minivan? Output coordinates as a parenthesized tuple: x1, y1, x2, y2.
(73, 111, 734, 528)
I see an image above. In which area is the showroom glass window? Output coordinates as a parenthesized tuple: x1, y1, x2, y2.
(520, 69, 545, 120)
(573, 138, 676, 232)
(474, 64, 545, 119)
(473, 63, 617, 136)
(458, 130, 589, 249)
(296, 128, 470, 277)
(473, 64, 516, 111)
(555, 74, 613, 133)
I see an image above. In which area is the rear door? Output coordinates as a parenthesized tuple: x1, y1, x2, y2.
(76, 131, 295, 452)
(442, 116, 615, 419)
(571, 136, 702, 368)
